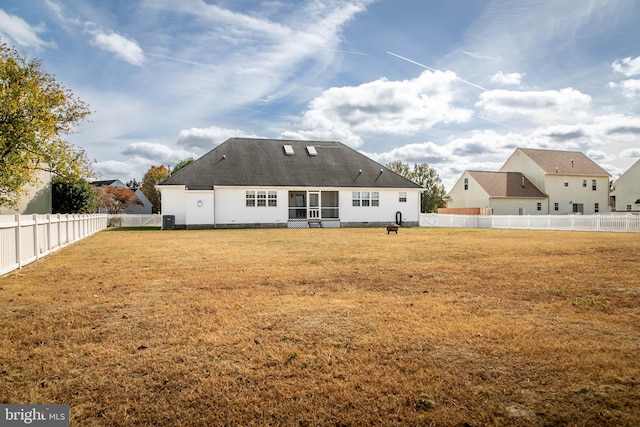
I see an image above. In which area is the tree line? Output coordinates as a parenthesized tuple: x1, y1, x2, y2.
(1, 38, 444, 215)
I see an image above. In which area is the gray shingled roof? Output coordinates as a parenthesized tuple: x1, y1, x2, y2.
(516, 148, 610, 176)
(469, 171, 546, 198)
(91, 180, 120, 187)
(160, 138, 422, 190)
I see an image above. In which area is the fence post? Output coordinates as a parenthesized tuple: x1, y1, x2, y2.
(15, 215, 22, 269)
(47, 214, 52, 255)
(65, 214, 70, 245)
(34, 214, 40, 260)
(57, 214, 62, 248)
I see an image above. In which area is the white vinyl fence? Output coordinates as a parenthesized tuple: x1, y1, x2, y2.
(107, 214, 162, 227)
(420, 213, 640, 233)
(0, 214, 108, 276)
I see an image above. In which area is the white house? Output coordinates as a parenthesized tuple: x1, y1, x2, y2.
(500, 148, 610, 215)
(446, 171, 547, 215)
(610, 159, 640, 212)
(156, 138, 423, 229)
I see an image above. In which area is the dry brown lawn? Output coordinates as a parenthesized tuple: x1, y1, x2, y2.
(1, 227, 639, 426)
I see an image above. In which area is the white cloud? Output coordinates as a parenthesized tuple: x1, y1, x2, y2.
(281, 127, 364, 147)
(177, 127, 265, 151)
(94, 160, 138, 181)
(362, 141, 449, 165)
(287, 70, 474, 147)
(43, 0, 64, 21)
(619, 147, 640, 158)
(461, 51, 502, 61)
(138, 0, 374, 112)
(612, 56, 640, 77)
(609, 79, 640, 99)
(585, 149, 608, 161)
(0, 9, 55, 49)
(490, 71, 523, 86)
(122, 142, 194, 164)
(95, 141, 195, 180)
(362, 130, 534, 189)
(477, 88, 592, 122)
(90, 30, 144, 66)
(594, 114, 640, 139)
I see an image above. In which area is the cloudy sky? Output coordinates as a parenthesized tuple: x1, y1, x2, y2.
(2, 0, 640, 189)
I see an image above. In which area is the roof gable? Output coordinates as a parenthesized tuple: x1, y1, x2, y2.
(468, 171, 546, 198)
(516, 148, 609, 177)
(161, 138, 422, 190)
(91, 179, 124, 187)
(614, 158, 640, 185)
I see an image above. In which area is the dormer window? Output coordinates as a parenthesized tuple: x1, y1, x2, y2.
(283, 145, 294, 155)
(306, 146, 317, 156)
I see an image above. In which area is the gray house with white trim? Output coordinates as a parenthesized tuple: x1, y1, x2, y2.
(156, 138, 423, 229)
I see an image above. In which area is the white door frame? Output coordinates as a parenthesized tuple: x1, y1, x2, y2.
(308, 191, 320, 219)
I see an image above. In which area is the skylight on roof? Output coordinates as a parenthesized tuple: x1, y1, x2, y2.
(283, 145, 294, 155)
(306, 146, 317, 156)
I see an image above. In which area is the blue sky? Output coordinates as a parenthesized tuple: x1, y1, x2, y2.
(1, 0, 640, 189)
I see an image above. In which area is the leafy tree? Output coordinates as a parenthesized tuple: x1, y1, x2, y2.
(95, 186, 138, 214)
(126, 179, 141, 190)
(0, 40, 94, 209)
(52, 178, 95, 214)
(387, 160, 446, 213)
(141, 165, 169, 213)
(172, 157, 194, 174)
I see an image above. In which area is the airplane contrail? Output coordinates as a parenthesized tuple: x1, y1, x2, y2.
(387, 51, 489, 91)
(386, 51, 518, 131)
(145, 52, 218, 69)
(321, 47, 368, 56)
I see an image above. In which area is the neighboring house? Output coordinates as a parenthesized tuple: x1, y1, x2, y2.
(91, 180, 152, 214)
(446, 171, 547, 215)
(0, 168, 52, 215)
(156, 137, 423, 229)
(610, 159, 640, 212)
(500, 148, 610, 215)
(446, 148, 610, 215)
